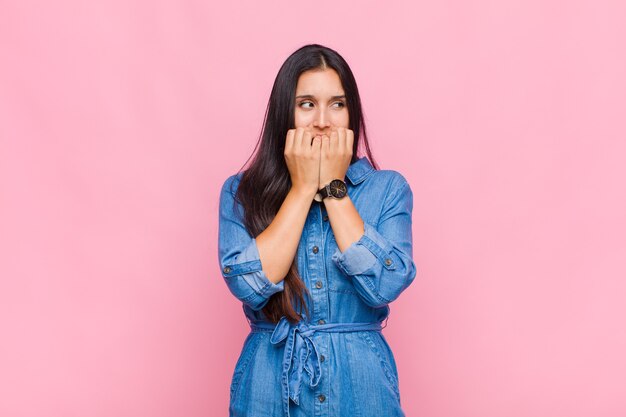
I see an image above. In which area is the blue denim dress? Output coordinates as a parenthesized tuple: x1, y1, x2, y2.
(218, 156, 417, 417)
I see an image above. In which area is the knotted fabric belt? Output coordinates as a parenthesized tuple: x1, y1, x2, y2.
(249, 316, 385, 417)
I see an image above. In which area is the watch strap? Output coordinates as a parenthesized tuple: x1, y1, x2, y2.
(318, 184, 330, 199)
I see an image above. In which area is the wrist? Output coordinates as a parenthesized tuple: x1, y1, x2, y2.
(317, 178, 348, 200)
(318, 177, 344, 189)
(290, 184, 318, 200)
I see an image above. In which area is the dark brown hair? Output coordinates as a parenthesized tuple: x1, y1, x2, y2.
(232, 44, 378, 324)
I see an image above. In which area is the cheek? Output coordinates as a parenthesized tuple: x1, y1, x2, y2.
(294, 110, 312, 128)
(332, 111, 350, 128)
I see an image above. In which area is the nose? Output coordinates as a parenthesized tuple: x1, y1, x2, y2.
(312, 107, 330, 130)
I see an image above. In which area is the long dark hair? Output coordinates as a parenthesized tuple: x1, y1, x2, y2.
(232, 43, 379, 324)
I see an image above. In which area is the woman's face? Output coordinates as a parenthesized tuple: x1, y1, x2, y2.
(294, 68, 349, 139)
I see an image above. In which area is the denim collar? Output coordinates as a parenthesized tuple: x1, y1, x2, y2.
(345, 156, 375, 185)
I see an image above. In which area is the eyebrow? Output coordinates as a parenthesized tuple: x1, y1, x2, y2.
(295, 94, 346, 100)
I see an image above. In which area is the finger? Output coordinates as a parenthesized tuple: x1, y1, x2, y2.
(346, 128, 354, 156)
(337, 127, 347, 156)
(311, 135, 321, 153)
(312, 130, 324, 143)
(340, 127, 347, 153)
(330, 130, 338, 154)
(321, 133, 330, 157)
(294, 127, 306, 152)
(303, 129, 313, 151)
(285, 129, 295, 155)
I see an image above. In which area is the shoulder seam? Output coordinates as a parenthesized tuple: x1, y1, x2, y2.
(222, 173, 242, 197)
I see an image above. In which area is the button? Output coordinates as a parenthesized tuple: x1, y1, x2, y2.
(312, 246, 319, 254)
(385, 258, 392, 266)
(320, 354, 325, 362)
(315, 281, 323, 289)
(318, 394, 326, 402)
(223, 266, 231, 274)
(318, 319, 325, 325)
(323, 215, 329, 221)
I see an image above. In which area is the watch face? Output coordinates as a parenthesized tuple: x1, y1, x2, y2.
(329, 179, 347, 198)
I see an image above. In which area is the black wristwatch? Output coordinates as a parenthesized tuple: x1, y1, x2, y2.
(317, 179, 348, 200)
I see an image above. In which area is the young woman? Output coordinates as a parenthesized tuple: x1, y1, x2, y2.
(218, 43, 417, 417)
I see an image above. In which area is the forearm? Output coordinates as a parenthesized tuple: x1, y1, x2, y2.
(323, 195, 364, 252)
(329, 178, 417, 308)
(255, 186, 317, 284)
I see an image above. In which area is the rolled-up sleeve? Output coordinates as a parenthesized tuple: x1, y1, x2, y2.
(331, 177, 417, 308)
(218, 175, 284, 311)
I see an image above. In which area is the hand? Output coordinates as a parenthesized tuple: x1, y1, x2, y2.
(319, 127, 353, 189)
(284, 127, 321, 195)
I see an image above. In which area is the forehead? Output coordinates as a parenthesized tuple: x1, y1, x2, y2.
(295, 69, 345, 96)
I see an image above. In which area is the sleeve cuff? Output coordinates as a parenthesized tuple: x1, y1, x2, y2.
(221, 237, 284, 299)
(331, 222, 398, 276)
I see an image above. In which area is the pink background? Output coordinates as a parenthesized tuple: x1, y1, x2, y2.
(1, 1, 625, 416)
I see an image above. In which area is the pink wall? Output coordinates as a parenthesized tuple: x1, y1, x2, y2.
(1, 1, 625, 416)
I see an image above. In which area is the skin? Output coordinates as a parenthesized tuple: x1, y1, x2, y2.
(256, 68, 366, 285)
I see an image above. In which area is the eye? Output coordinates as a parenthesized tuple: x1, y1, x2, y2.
(299, 101, 314, 109)
(333, 101, 346, 108)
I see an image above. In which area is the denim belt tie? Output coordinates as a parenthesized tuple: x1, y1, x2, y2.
(249, 315, 385, 417)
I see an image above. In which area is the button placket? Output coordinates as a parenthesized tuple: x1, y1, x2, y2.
(306, 206, 328, 325)
(315, 328, 329, 414)
(312, 204, 330, 330)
